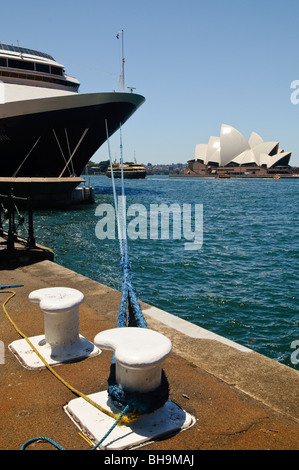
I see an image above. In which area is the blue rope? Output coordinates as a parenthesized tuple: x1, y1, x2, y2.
(0, 284, 23, 289)
(21, 436, 65, 450)
(21, 405, 130, 450)
(90, 404, 130, 450)
(106, 121, 147, 330)
(21, 126, 169, 451)
(105, 123, 169, 415)
(108, 364, 169, 414)
(117, 255, 147, 329)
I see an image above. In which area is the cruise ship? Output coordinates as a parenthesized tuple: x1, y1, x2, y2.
(0, 43, 145, 203)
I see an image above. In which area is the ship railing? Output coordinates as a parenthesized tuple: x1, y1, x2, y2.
(0, 190, 35, 252)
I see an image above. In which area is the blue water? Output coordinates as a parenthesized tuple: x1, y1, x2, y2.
(32, 175, 298, 369)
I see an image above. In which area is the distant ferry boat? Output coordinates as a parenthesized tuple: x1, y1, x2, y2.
(0, 43, 145, 179)
(107, 161, 146, 179)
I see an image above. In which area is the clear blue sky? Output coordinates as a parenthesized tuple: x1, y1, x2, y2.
(2, 0, 299, 166)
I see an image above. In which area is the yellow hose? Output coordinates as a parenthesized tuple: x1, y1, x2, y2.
(2, 290, 139, 424)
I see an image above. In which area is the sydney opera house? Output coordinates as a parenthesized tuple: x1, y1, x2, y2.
(185, 124, 296, 177)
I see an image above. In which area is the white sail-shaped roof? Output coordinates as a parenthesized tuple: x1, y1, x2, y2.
(248, 131, 264, 148)
(259, 153, 270, 167)
(209, 146, 221, 165)
(231, 149, 257, 166)
(268, 152, 291, 168)
(206, 136, 220, 164)
(195, 144, 208, 162)
(220, 124, 250, 166)
(251, 142, 278, 166)
(194, 125, 291, 168)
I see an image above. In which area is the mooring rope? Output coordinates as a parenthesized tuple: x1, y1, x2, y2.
(105, 122, 169, 415)
(105, 121, 147, 330)
(20, 404, 130, 450)
(3, 124, 170, 449)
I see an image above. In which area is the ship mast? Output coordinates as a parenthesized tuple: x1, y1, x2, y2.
(118, 30, 125, 92)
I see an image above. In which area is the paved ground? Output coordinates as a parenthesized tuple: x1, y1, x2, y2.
(0, 259, 298, 451)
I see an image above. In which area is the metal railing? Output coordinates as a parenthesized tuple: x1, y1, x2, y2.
(0, 190, 35, 252)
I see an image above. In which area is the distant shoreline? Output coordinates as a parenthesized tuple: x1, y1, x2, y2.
(169, 173, 299, 178)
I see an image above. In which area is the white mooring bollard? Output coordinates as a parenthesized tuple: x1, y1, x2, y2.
(64, 326, 195, 450)
(93, 327, 172, 393)
(29, 287, 84, 355)
(8, 287, 100, 369)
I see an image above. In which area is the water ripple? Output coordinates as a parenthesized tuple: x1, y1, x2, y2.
(33, 175, 298, 369)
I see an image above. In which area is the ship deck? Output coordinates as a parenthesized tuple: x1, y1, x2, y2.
(0, 176, 85, 208)
(0, 176, 84, 192)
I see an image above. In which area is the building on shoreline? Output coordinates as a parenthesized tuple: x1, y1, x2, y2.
(184, 124, 298, 178)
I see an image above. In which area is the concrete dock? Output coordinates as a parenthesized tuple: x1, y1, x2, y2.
(0, 259, 298, 451)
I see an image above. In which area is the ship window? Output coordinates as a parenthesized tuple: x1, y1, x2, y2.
(0, 69, 79, 92)
(8, 59, 34, 71)
(50, 66, 63, 76)
(0, 58, 7, 67)
(36, 63, 50, 73)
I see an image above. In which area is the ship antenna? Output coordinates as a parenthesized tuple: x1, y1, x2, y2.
(117, 29, 125, 92)
(121, 30, 125, 91)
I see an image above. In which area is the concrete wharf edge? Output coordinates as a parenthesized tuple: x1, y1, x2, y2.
(0, 260, 298, 451)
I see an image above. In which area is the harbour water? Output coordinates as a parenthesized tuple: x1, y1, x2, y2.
(32, 175, 298, 369)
